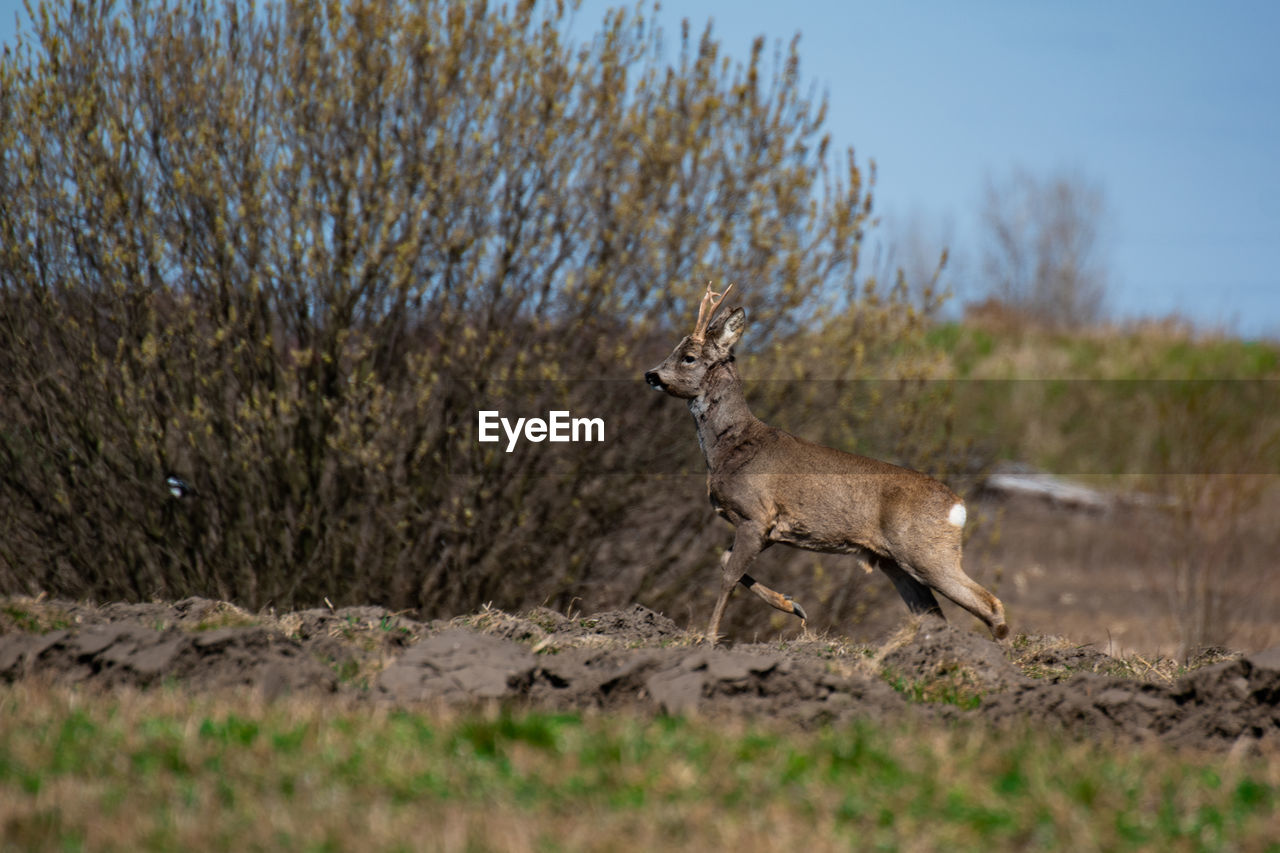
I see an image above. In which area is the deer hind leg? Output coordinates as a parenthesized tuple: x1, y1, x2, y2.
(908, 553, 1009, 641)
(706, 523, 768, 643)
(876, 557, 945, 620)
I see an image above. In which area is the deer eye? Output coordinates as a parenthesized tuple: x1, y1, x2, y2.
(682, 355, 696, 364)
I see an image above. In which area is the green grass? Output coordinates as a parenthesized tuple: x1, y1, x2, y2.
(926, 322, 1280, 381)
(917, 322, 1280, 481)
(1, 686, 1277, 851)
(882, 663, 985, 710)
(0, 601, 73, 634)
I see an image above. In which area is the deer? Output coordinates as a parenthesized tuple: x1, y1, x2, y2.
(644, 283, 1009, 643)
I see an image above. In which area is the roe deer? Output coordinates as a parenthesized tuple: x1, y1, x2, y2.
(644, 283, 1009, 643)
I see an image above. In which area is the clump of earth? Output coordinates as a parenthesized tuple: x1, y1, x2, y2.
(1, 596, 1277, 753)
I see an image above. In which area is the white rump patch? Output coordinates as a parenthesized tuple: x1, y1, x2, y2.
(948, 502, 967, 528)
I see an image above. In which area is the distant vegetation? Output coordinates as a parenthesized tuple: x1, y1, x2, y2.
(928, 313, 1280, 478)
(979, 168, 1110, 329)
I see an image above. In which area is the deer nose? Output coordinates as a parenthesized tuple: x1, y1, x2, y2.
(644, 370, 664, 390)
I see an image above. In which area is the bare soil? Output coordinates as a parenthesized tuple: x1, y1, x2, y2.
(2, 595, 1278, 754)
(963, 492, 1280, 656)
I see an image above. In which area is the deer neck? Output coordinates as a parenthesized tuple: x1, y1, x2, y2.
(688, 361, 760, 469)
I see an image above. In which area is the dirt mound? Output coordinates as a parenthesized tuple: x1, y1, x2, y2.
(978, 646, 1280, 751)
(1018, 643, 1117, 681)
(2, 597, 1278, 751)
(449, 603, 682, 650)
(880, 619, 1029, 693)
(375, 629, 910, 726)
(0, 622, 336, 698)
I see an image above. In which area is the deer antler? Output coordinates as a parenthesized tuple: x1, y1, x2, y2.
(690, 281, 734, 344)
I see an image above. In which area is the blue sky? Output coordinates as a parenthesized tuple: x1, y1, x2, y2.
(573, 1, 1280, 338)
(4, 1, 1278, 337)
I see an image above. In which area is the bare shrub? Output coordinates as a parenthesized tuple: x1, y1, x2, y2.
(980, 168, 1109, 329)
(0, 0, 948, 621)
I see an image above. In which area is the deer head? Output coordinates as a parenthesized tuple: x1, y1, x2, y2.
(645, 282, 744, 399)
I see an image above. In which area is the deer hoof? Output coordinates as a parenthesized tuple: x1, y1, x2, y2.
(787, 597, 808, 621)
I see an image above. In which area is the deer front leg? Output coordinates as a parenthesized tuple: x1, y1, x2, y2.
(739, 573, 808, 623)
(706, 523, 767, 643)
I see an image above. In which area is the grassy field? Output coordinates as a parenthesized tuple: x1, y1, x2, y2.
(926, 319, 1280, 381)
(1, 685, 1277, 852)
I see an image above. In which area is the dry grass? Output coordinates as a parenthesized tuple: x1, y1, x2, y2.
(0, 595, 75, 635)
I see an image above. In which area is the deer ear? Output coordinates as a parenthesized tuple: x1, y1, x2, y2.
(714, 307, 746, 349)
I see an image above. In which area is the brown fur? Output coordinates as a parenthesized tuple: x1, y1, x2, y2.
(645, 302, 1008, 642)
